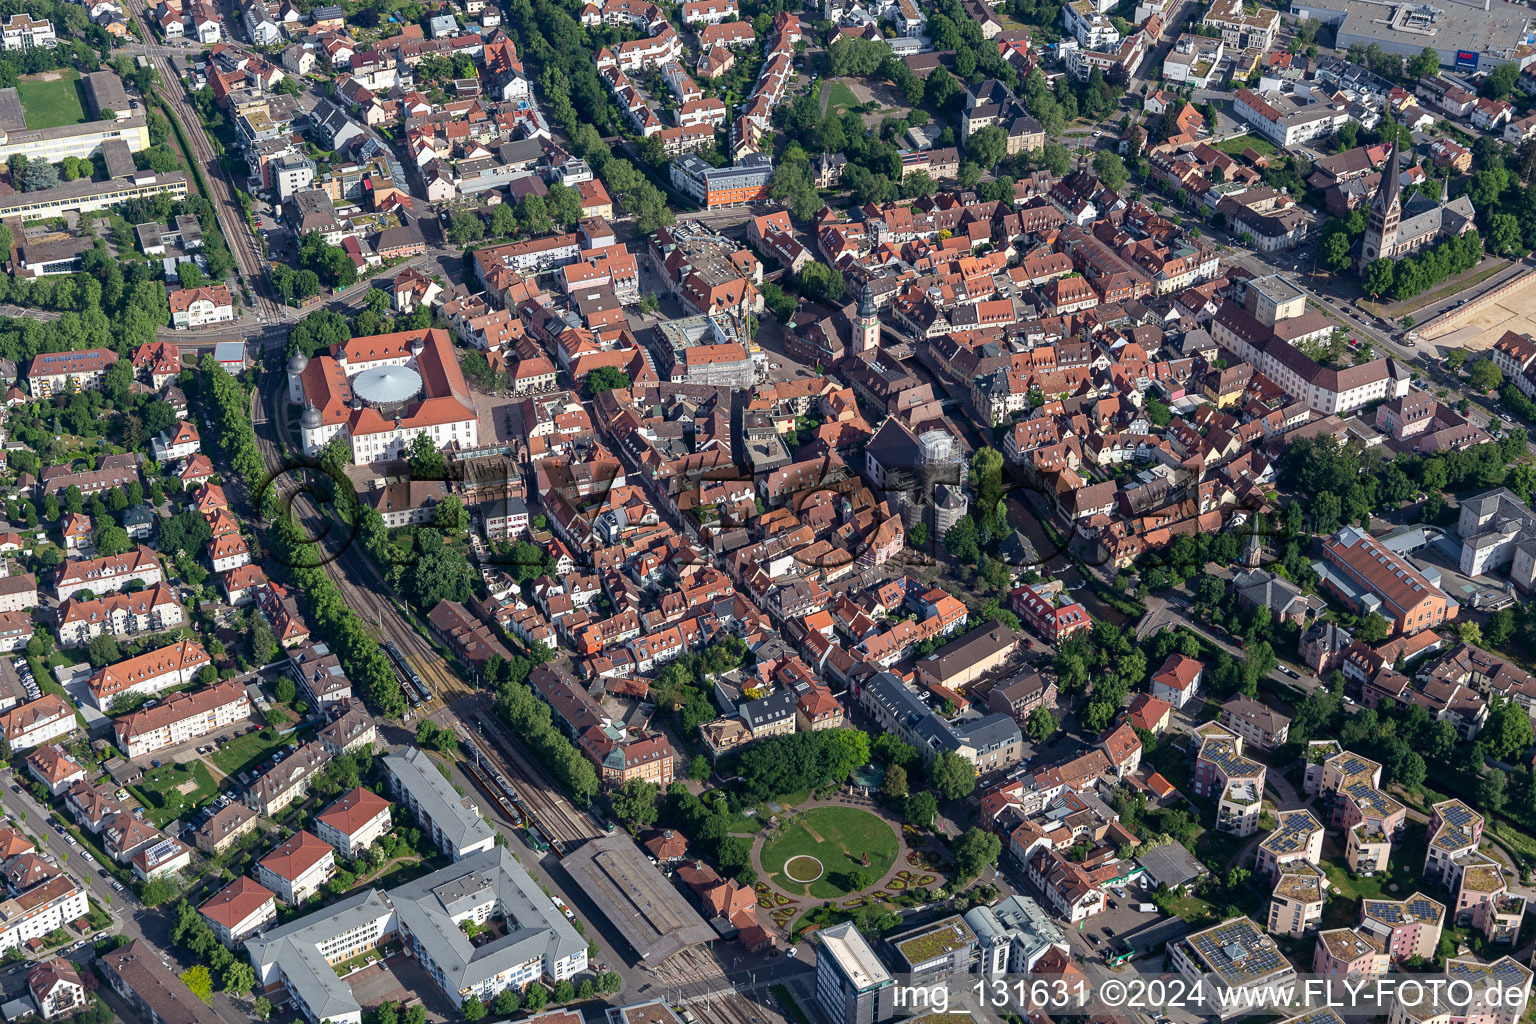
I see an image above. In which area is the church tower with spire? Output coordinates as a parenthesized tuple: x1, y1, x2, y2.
(1359, 141, 1403, 270)
(853, 281, 880, 356)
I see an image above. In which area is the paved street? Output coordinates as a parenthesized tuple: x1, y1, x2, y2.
(0, 771, 262, 1024)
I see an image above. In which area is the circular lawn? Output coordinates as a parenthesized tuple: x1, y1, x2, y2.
(761, 806, 898, 900)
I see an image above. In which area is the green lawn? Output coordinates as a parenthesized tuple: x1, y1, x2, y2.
(761, 806, 898, 900)
(209, 726, 290, 778)
(1211, 134, 1277, 157)
(130, 761, 218, 827)
(823, 79, 860, 116)
(17, 70, 85, 130)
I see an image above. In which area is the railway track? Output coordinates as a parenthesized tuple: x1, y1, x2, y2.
(467, 704, 599, 851)
(121, 0, 283, 325)
(252, 383, 600, 854)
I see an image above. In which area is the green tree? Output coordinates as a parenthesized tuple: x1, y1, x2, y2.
(1469, 359, 1504, 392)
(1354, 612, 1390, 644)
(432, 495, 467, 533)
(274, 677, 297, 704)
(487, 202, 518, 238)
(1485, 698, 1535, 761)
(953, 827, 1002, 880)
(904, 790, 938, 828)
(1486, 61, 1520, 99)
(687, 755, 711, 781)
(85, 634, 121, 669)
(610, 778, 660, 829)
(180, 966, 213, 1005)
(965, 125, 1007, 169)
(222, 960, 255, 993)
(1092, 150, 1129, 191)
(929, 749, 976, 800)
(406, 433, 446, 480)
(462, 995, 487, 1021)
(584, 366, 631, 396)
(1408, 46, 1440, 78)
(1027, 705, 1057, 744)
(447, 212, 486, 245)
(1321, 231, 1353, 272)
(492, 989, 521, 1016)
(1363, 259, 1395, 297)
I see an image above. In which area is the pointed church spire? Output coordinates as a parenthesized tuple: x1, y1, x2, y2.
(1377, 140, 1402, 212)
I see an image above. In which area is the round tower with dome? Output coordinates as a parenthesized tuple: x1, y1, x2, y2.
(285, 350, 309, 405)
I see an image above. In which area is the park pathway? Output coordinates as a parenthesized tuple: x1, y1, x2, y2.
(748, 793, 946, 935)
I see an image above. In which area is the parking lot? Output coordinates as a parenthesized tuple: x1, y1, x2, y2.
(1064, 881, 1188, 968)
(7, 657, 40, 704)
(343, 952, 456, 1022)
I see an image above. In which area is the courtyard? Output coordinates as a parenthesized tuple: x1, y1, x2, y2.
(130, 761, 219, 827)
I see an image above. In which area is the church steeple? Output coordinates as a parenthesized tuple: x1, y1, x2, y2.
(854, 281, 880, 356)
(1359, 141, 1403, 270)
(1376, 140, 1403, 213)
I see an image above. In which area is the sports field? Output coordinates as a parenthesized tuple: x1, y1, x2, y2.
(761, 806, 898, 899)
(17, 70, 84, 130)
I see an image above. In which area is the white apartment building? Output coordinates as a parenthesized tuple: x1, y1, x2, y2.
(256, 830, 336, 905)
(382, 747, 496, 860)
(1162, 33, 1224, 86)
(1062, 0, 1120, 49)
(0, 610, 33, 653)
(207, 533, 252, 574)
(132, 836, 192, 880)
(87, 639, 211, 711)
(169, 285, 236, 330)
(0, 696, 76, 751)
(314, 787, 393, 859)
(1233, 88, 1346, 148)
(25, 348, 119, 399)
(55, 584, 183, 646)
(200, 876, 278, 948)
(1, 15, 56, 49)
(53, 545, 163, 599)
(113, 681, 252, 759)
(0, 876, 88, 956)
(149, 421, 200, 462)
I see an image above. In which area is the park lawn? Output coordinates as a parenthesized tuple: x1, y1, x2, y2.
(17, 71, 85, 130)
(1211, 134, 1276, 157)
(761, 806, 898, 900)
(209, 725, 291, 778)
(824, 80, 860, 116)
(131, 761, 219, 827)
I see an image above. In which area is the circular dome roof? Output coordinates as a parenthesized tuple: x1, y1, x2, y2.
(287, 350, 309, 375)
(300, 404, 322, 429)
(352, 365, 423, 406)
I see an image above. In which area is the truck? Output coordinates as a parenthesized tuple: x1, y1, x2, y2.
(1139, 903, 1158, 913)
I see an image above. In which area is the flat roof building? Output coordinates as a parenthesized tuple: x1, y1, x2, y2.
(1169, 917, 1297, 1015)
(816, 923, 894, 1024)
(1288, 0, 1532, 68)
